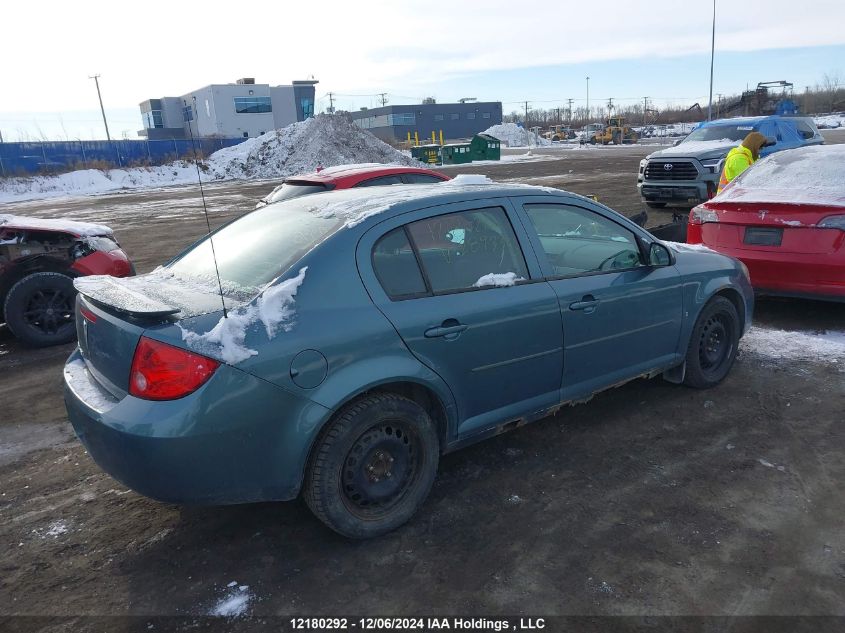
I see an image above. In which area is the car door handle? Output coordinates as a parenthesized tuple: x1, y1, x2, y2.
(569, 295, 599, 311)
(424, 323, 468, 338)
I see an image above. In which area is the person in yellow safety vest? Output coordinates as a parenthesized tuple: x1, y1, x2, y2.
(717, 131, 768, 193)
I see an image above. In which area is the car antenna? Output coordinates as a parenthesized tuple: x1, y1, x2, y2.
(187, 124, 228, 318)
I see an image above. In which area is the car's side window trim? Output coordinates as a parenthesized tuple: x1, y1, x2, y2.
(518, 199, 651, 280)
(403, 225, 434, 296)
(370, 227, 432, 301)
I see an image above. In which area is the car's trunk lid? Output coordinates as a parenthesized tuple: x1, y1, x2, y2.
(703, 202, 845, 255)
(74, 271, 251, 397)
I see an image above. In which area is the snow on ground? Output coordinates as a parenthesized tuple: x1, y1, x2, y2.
(0, 115, 420, 204)
(813, 113, 845, 129)
(209, 582, 253, 617)
(482, 123, 551, 148)
(741, 327, 845, 362)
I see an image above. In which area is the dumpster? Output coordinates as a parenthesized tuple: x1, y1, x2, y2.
(470, 134, 501, 161)
(441, 143, 473, 165)
(411, 144, 442, 165)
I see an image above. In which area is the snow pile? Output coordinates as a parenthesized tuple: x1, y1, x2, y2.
(1, 214, 113, 236)
(450, 174, 494, 185)
(0, 164, 204, 202)
(741, 327, 845, 362)
(207, 114, 419, 179)
(0, 115, 421, 203)
(717, 145, 845, 206)
(180, 267, 307, 364)
(473, 272, 524, 288)
(209, 581, 253, 618)
(813, 113, 845, 129)
(482, 123, 551, 148)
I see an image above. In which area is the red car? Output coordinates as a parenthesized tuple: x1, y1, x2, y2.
(0, 214, 133, 346)
(256, 163, 449, 208)
(687, 145, 845, 302)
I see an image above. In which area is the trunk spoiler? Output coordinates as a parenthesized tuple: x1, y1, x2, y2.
(74, 276, 180, 318)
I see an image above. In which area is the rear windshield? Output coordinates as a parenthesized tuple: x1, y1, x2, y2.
(265, 182, 327, 205)
(683, 124, 756, 143)
(168, 203, 341, 290)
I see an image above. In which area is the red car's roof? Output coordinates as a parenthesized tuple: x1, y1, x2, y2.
(286, 163, 448, 187)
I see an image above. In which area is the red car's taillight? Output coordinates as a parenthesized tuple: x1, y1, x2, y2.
(689, 205, 720, 225)
(129, 336, 219, 400)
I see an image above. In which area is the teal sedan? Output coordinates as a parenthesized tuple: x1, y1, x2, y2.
(64, 181, 753, 538)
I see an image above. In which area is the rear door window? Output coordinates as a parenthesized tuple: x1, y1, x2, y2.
(523, 203, 643, 276)
(355, 175, 404, 187)
(372, 228, 428, 299)
(406, 207, 529, 293)
(401, 173, 445, 184)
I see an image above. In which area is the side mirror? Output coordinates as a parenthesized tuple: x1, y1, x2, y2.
(672, 139, 682, 147)
(649, 242, 672, 266)
(763, 137, 777, 148)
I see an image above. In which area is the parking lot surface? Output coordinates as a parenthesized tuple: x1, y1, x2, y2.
(1, 135, 844, 619)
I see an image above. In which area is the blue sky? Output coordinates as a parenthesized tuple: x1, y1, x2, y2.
(1, 1, 843, 141)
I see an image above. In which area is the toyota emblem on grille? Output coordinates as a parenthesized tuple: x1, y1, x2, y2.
(663, 163, 673, 171)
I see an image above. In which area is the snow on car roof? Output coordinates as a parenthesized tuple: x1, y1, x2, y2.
(715, 145, 845, 207)
(0, 214, 112, 237)
(292, 163, 431, 181)
(290, 178, 553, 228)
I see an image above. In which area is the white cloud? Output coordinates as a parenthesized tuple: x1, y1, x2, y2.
(2, 0, 844, 113)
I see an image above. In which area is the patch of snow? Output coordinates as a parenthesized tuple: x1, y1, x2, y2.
(0, 214, 112, 236)
(813, 113, 845, 129)
(715, 145, 845, 207)
(507, 494, 523, 504)
(664, 241, 716, 254)
(63, 358, 119, 413)
(740, 326, 845, 362)
(482, 123, 551, 148)
(651, 139, 737, 157)
(0, 115, 422, 203)
(776, 219, 804, 227)
(33, 519, 69, 539)
(180, 267, 307, 364)
(209, 584, 253, 618)
(473, 272, 524, 288)
(758, 458, 774, 468)
(450, 174, 494, 185)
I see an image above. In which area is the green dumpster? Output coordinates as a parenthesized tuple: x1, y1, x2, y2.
(441, 143, 472, 165)
(411, 144, 442, 166)
(470, 134, 501, 161)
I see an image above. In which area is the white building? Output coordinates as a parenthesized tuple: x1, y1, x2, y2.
(139, 78, 317, 139)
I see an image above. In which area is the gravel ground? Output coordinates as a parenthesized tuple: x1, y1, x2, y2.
(1, 133, 843, 624)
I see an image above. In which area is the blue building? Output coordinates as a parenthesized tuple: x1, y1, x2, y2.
(351, 101, 502, 143)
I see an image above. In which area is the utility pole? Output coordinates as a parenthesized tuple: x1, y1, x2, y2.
(607, 97, 614, 116)
(378, 93, 388, 107)
(524, 101, 529, 125)
(89, 74, 111, 141)
(585, 76, 590, 124)
(327, 92, 335, 113)
(567, 99, 574, 123)
(643, 97, 649, 126)
(716, 93, 723, 118)
(707, 0, 716, 121)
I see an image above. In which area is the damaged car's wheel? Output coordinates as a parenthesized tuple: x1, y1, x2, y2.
(4, 272, 77, 347)
(304, 393, 439, 539)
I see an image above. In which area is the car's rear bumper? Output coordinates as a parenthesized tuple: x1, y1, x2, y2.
(63, 349, 330, 505)
(700, 245, 845, 301)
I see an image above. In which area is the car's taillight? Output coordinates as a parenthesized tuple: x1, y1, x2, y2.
(818, 215, 845, 231)
(690, 206, 719, 225)
(129, 336, 219, 400)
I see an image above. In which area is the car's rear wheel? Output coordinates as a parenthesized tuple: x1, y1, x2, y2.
(683, 296, 740, 389)
(3, 272, 77, 347)
(304, 393, 439, 539)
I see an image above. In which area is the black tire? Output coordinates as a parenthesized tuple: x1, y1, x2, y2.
(3, 272, 77, 347)
(683, 296, 740, 389)
(646, 202, 667, 209)
(304, 393, 439, 539)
